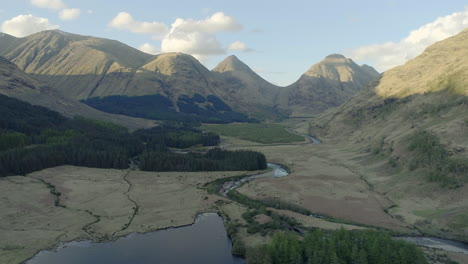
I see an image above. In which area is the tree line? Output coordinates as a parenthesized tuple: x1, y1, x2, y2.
(0, 95, 266, 176)
(246, 229, 428, 264)
(140, 148, 267, 172)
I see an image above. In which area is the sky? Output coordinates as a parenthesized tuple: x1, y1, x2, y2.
(1, 0, 467, 86)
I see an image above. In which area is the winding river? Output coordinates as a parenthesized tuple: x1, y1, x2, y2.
(25, 133, 468, 263)
(221, 158, 468, 256)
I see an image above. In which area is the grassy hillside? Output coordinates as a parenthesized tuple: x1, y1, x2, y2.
(310, 29, 468, 242)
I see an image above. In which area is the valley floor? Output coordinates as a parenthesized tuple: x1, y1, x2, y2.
(1, 120, 467, 264)
(0, 166, 254, 264)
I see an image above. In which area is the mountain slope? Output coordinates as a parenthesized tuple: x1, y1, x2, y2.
(212, 55, 285, 119)
(0, 56, 154, 130)
(310, 29, 468, 242)
(0, 31, 379, 120)
(279, 54, 379, 116)
(0, 31, 267, 120)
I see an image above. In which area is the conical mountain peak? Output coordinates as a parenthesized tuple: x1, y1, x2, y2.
(213, 55, 252, 73)
(303, 54, 368, 80)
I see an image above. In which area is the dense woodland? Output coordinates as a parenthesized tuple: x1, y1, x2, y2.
(246, 230, 428, 264)
(0, 95, 266, 176)
(82, 94, 257, 124)
(140, 148, 267, 171)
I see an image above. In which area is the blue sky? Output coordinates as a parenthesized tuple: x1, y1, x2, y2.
(1, 0, 467, 85)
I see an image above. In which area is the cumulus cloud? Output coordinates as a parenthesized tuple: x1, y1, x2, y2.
(228, 41, 254, 52)
(161, 31, 225, 55)
(30, 0, 65, 10)
(109, 12, 168, 34)
(161, 12, 242, 58)
(59, 8, 81, 21)
(139, 43, 160, 55)
(168, 12, 242, 34)
(1, 14, 59, 37)
(110, 12, 245, 60)
(348, 8, 468, 72)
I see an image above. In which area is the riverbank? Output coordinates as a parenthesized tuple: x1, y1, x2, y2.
(1, 120, 466, 264)
(0, 166, 262, 264)
(213, 125, 467, 263)
(25, 213, 244, 264)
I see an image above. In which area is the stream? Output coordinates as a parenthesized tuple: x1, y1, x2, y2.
(220, 163, 288, 196)
(220, 148, 468, 256)
(24, 133, 468, 263)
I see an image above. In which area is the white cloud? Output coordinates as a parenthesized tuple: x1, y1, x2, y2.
(87, 10, 93, 14)
(1, 14, 59, 37)
(59, 8, 81, 21)
(160, 12, 242, 58)
(110, 11, 244, 60)
(169, 12, 242, 34)
(30, 0, 65, 10)
(109, 12, 168, 35)
(348, 8, 468, 72)
(139, 43, 160, 55)
(228, 41, 253, 52)
(162, 31, 225, 55)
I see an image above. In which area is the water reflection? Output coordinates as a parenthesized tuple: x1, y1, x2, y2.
(27, 213, 245, 264)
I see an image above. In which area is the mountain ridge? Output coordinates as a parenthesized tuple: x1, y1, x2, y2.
(0, 30, 379, 119)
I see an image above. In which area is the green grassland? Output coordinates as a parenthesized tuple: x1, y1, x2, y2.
(201, 123, 305, 144)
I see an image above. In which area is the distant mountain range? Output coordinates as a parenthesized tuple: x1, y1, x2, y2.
(0, 30, 379, 120)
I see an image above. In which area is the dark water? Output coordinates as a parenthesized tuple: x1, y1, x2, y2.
(26, 213, 245, 264)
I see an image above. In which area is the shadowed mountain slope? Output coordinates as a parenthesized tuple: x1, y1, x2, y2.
(0, 56, 154, 130)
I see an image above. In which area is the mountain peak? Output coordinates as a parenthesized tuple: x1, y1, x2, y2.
(325, 54, 346, 59)
(212, 55, 252, 73)
(141, 52, 208, 75)
(282, 54, 380, 115)
(304, 54, 357, 78)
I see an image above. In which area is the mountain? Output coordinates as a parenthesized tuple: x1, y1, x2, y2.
(310, 29, 468, 242)
(0, 30, 379, 120)
(0, 56, 154, 130)
(278, 54, 379, 116)
(0, 31, 256, 116)
(212, 55, 284, 119)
